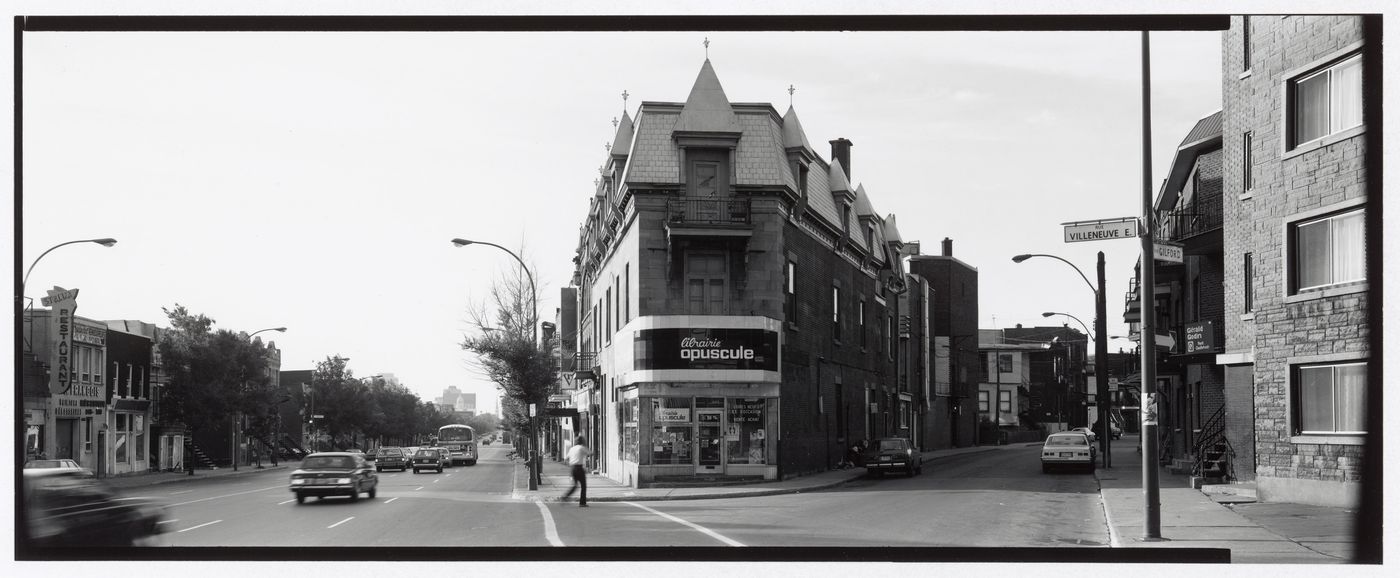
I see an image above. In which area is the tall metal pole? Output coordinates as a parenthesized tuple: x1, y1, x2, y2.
(1096, 252, 1110, 468)
(1140, 30, 1162, 540)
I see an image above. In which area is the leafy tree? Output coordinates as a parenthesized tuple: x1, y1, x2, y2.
(157, 305, 278, 445)
(309, 356, 371, 450)
(459, 259, 556, 458)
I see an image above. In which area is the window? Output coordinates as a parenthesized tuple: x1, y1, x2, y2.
(1293, 208, 1366, 292)
(998, 390, 1012, 414)
(726, 398, 769, 465)
(624, 264, 630, 323)
(978, 390, 990, 413)
(864, 224, 875, 252)
(1241, 16, 1251, 71)
(649, 398, 694, 465)
(685, 253, 727, 315)
(620, 390, 638, 462)
(858, 298, 867, 348)
(785, 261, 796, 324)
(79, 348, 89, 383)
(998, 353, 1014, 374)
(1289, 53, 1363, 150)
(115, 414, 128, 463)
(832, 286, 842, 341)
(1244, 253, 1255, 312)
(605, 288, 612, 343)
(1293, 361, 1366, 434)
(1242, 131, 1254, 192)
(887, 313, 896, 360)
(687, 150, 728, 198)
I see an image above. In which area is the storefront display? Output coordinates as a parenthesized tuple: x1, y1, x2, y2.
(726, 398, 769, 465)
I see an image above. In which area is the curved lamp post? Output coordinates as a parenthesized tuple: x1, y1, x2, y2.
(248, 327, 287, 339)
(1014, 252, 1110, 468)
(236, 327, 286, 470)
(451, 237, 540, 489)
(22, 237, 118, 296)
(1043, 311, 1094, 340)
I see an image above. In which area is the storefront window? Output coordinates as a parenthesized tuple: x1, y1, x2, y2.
(651, 426, 693, 465)
(621, 389, 638, 462)
(650, 397, 693, 424)
(726, 398, 769, 465)
(115, 414, 128, 463)
(135, 415, 146, 461)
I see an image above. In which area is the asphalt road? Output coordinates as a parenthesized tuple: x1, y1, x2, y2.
(154, 443, 1107, 549)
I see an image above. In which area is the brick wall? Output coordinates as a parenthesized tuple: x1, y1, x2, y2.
(1222, 15, 1370, 502)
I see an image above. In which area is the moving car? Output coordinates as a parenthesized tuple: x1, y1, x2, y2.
(288, 452, 378, 504)
(22, 469, 168, 547)
(411, 447, 449, 473)
(862, 437, 923, 477)
(1041, 432, 1097, 473)
(375, 447, 409, 472)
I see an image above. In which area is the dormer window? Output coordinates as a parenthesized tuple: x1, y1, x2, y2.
(865, 224, 875, 251)
(686, 149, 729, 198)
(842, 205, 851, 236)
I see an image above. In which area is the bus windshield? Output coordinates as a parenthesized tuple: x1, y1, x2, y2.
(439, 426, 475, 442)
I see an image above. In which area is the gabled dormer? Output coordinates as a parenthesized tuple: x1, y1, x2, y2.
(854, 184, 879, 252)
(782, 106, 817, 219)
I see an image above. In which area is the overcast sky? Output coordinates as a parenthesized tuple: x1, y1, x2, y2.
(16, 23, 1228, 410)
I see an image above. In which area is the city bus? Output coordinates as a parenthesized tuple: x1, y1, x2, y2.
(437, 424, 478, 466)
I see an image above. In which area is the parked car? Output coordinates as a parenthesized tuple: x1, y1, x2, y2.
(288, 452, 378, 504)
(1041, 432, 1097, 473)
(411, 448, 449, 473)
(1069, 427, 1099, 444)
(375, 447, 410, 472)
(862, 437, 922, 477)
(24, 459, 95, 478)
(1098, 420, 1123, 440)
(21, 469, 168, 547)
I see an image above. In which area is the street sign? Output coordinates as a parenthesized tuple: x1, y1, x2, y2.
(528, 403, 537, 417)
(1063, 218, 1139, 243)
(312, 414, 324, 419)
(1154, 241, 1184, 263)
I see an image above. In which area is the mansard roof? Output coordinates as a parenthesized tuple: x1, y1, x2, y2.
(610, 111, 635, 160)
(781, 105, 816, 156)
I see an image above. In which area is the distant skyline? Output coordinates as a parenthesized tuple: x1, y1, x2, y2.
(18, 23, 1223, 409)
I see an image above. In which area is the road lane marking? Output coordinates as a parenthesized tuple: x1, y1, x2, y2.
(385, 497, 399, 504)
(327, 517, 354, 529)
(278, 499, 296, 505)
(533, 499, 564, 547)
(170, 490, 194, 495)
(156, 519, 179, 525)
(414, 486, 424, 491)
(177, 520, 222, 533)
(169, 485, 285, 507)
(433, 479, 441, 483)
(622, 502, 744, 547)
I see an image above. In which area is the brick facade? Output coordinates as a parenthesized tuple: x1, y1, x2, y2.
(1221, 15, 1371, 507)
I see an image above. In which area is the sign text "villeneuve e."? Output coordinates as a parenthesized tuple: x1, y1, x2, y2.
(1063, 218, 1139, 243)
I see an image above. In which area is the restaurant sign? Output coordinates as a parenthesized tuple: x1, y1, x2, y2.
(634, 328, 778, 371)
(45, 287, 79, 396)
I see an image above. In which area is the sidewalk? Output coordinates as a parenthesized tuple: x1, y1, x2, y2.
(511, 443, 1005, 503)
(1095, 433, 1356, 563)
(99, 463, 290, 490)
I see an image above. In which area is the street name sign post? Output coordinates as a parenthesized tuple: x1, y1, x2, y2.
(1154, 241, 1184, 263)
(1062, 218, 1139, 243)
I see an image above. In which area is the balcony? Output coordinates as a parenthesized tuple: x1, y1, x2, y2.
(1157, 193, 1223, 255)
(570, 351, 598, 381)
(666, 197, 752, 227)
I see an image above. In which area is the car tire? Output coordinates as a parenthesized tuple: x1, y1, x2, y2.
(295, 493, 305, 504)
(376, 467, 382, 472)
(467, 459, 477, 466)
(368, 486, 377, 499)
(349, 488, 360, 502)
(412, 468, 418, 474)
(437, 467, 443, 473)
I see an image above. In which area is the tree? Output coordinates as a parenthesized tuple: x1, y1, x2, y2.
(459, 255, 556, 457)
(309, 356, 371, 450)
(157, 305, 278, 446)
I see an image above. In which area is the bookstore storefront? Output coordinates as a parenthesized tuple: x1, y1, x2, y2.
(615, 317, 781, 484)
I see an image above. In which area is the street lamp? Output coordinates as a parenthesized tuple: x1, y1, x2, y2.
(21, 237, 118, 298)
(452, 237, 541, 489)
(248, 327, 287, 339)
(1013, 252, 1110, 468)
(1042, 312, 1093, 340)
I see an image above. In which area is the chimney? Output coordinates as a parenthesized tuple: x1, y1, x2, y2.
(942, 237, 953, 257)
(829, 138, 853, 179)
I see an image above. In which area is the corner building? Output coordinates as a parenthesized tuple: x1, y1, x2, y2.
(569, 59, 921, 486)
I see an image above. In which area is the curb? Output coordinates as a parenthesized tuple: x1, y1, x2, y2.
(120, 464, 290, 487)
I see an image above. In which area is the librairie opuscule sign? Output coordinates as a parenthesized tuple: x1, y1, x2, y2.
(634, 328, 778, 371)
(44, 287, 79, 396)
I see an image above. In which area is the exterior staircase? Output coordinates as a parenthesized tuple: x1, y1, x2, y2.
(1189, 406, 1235, 488)
(184, 440, 219, 470)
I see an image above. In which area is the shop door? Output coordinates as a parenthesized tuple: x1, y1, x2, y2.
(696, 410, 723, 474)
(55, 419, 75, 459)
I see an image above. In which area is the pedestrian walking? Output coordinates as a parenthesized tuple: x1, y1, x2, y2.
(561, 436, 590, 507)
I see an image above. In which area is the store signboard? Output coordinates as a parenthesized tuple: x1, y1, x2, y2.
(45, 287, 79, 396)
(655, 408, 690, 423)
(634, 328, 778, 371)
(1184, 320, 1216, 354)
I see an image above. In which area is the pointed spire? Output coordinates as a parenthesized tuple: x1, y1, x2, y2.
(853, 184, 875, 217)
(610, 110, 635, 158)
(676, 59, 739, 134)
(704, 37, 710, 59)
(622, 89, 629, 112)
(882, 213, 905, 244)
(788, 84, 795, 107)
(782, 105, 815, 154)
(828, 159, 853, 194)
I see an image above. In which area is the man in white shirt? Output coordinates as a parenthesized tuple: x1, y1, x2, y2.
(561, 436, 589, 507)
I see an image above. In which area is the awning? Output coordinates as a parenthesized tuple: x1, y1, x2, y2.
(113, 399, 151, 412)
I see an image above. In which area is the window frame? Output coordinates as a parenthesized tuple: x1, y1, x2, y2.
(978, 390, 990, 413)
(684, 252, 728, 315)
(998, 390, 1012, 414)
(1243, 252, 1255, 313)
(832, 285, 842, 343)
(1288, 206, 1366, 295)
(1286, 51, 1364, 152)
(1290, 359, 1367, 437)
(1242, 131, 1254, 193)
(784, 260, 797, 326)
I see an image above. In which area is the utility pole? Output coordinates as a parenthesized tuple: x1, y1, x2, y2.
(1096, 251, 1110, 468)
(1140, 30, 1162, 540)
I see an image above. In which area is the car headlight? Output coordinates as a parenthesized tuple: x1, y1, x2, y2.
(290, 479, 305, 485)
(336, 478, 351, 484)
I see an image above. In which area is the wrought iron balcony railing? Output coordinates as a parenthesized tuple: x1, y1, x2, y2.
(667, 197, 751, 226)
(1157, 193, 1223, 243)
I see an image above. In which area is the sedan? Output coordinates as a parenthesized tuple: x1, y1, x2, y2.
(24, 459, 95, 478)
(1070, 427, 1099, 444)
(862, 437, 923, 477)
(1041, 432, 1097, 473)
(289, 452, 378, 504)
(22, 469, 168, 547)
(375, 447, 410, 472)
(411, 448, 449, 473)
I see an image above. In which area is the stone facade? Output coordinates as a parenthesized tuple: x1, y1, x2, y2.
(1221, 15, 1372, 507)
